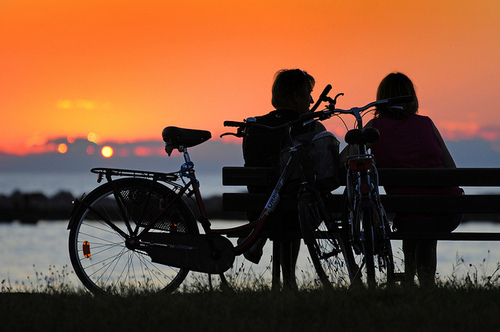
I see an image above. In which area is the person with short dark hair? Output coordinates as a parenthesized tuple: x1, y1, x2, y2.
(241, 69, 324, 289)
(366, 72, 463, 286)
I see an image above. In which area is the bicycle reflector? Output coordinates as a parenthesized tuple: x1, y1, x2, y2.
(83, 241, 91, 258)
(349, 157, 373, 171)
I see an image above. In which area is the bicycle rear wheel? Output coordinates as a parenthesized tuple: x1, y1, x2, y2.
(68, 178, 198, 295)
(298, 192, 358, 288)
(354, 204, 395, 288)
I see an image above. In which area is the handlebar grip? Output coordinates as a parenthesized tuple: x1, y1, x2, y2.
(310, 84, 332, 112)
(224, 121, 246, 127)
(387, 95, 414, 104)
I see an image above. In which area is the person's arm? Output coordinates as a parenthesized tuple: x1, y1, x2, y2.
(431, 120, 457, 168)
(313, 121, 326, 133)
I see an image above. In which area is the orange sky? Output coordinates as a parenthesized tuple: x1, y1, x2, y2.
(1, 0, 499, 155)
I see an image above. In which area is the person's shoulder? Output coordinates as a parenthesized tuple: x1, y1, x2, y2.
(257, 109, 297, 125)
(412, 113, 431, 121)
(255, 110, 278, 122)
(411, 114, 434, 125)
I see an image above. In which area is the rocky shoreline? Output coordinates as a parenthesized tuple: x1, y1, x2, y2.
(0, 191, 246, 224)
(0, 191, 498, 224)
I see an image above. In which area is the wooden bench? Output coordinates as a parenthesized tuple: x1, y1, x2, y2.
(222, 167, 500, 286)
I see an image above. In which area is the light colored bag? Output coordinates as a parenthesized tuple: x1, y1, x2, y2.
(280, 131, 341, 191)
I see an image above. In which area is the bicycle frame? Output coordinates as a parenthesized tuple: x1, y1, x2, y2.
(204, 121, 321, 255)
(87, 133, 301, 258)
(68, 89, 408, 294)
(89, 102, 398, 260)
(325, 95, 407, 285)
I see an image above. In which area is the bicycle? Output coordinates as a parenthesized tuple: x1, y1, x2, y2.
(67, 103, 355, 294)
(314, 87, 413, 287)
(67, 85, 409, 294)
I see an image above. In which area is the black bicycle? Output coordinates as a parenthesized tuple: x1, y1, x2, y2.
(316, 86, 412, 287)
(67, 101, 356, 294)
(67, 85, 409, 294)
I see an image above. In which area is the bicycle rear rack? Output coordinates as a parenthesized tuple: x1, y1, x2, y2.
(91, 167, 179, 183)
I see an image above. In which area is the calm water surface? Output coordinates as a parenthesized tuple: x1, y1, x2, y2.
(2, 171, 500, 289)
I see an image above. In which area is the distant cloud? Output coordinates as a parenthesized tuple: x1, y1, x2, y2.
(56, 99, 111, 111)
(438, 122, 500, 141)
(133, 146, 165, 157)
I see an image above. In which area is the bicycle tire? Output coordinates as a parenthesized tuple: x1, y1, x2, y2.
(373, 205, 395, 285)
(361, 206, 376, 286)
(298, 192, 358, 288)
(68, 178, 198, 295)
(354, 204, 395, 288)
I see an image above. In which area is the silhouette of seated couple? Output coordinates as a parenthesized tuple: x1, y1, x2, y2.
(240, 69, 462, 288)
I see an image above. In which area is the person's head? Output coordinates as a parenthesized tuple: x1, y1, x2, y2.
(375, 72, 419, 120)
(271, 69, 315, 114)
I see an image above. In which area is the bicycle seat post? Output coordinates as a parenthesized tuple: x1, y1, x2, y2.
(179, 146, 192, 164)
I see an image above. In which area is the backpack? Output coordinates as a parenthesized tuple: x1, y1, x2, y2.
(279, 131, 341, 191)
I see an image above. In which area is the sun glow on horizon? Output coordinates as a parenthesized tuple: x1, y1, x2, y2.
(101, 146, 114, 158)
(57, 143, 68, 154)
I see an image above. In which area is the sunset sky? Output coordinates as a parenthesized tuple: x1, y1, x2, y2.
(1, 0, 499, 156)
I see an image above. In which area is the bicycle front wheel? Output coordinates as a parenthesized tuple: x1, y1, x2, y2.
(68, 178, 198, 295)
(298, 192, 358, 288)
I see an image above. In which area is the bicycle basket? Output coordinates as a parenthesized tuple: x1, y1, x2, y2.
(280, 131, 341, 190)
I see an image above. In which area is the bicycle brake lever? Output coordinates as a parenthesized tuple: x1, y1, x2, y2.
(220, 130, 246, 138)
(331, 93, 344, 107)
(220, 132, 236, 138)
(325, 93, 344, 109)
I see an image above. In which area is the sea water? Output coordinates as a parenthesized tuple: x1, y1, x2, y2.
(1, 171, 500, 289)
(1, 220, 500, 290)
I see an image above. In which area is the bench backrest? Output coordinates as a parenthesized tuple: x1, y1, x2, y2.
(222, 167, 500, 215)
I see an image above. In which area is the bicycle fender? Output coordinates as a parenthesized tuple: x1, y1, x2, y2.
(67, 196, 84, 230)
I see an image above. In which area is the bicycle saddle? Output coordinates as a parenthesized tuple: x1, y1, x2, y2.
(344, 127, 380, 145)
(162, 126, 212, 155)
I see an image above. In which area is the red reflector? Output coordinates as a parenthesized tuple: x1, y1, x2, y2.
(83, 241, 91, 258)
(349, 158, 373, 171)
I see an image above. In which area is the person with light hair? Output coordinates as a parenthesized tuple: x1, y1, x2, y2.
(366, 72, 463, 287)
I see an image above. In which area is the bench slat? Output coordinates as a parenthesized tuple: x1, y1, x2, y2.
(223, 167, 500, 187)
(390, 232, 500, 241)
(222, 193, 268, 212)
(222, 167, 277, 186)
(223, 193, 500, 214)
(378, 168, 500, 187)
(381, 195, 500, 214)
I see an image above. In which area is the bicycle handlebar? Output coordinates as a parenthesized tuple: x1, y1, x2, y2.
(223, 120, 248, 128)
(386, 95, 414, 104)
(330, 95, 414, 114)
(221, 86, 414, 137)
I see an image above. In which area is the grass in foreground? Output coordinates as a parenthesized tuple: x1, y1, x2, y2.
(1, 284, 500, 331)
(2, 257, 500, 331)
